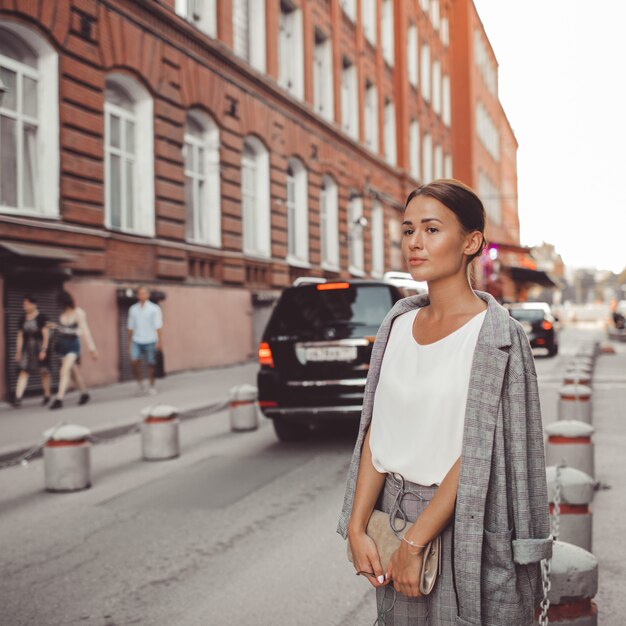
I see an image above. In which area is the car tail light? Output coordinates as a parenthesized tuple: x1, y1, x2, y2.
(258, 342, 274, 367)
(258, 400, 278, 408)
(317, 282, 350, 290)
(536, 338, 546, 345)
(542, 321, 553, 330)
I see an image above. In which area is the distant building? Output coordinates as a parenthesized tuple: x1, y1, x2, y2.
(0, 0, 519, 398)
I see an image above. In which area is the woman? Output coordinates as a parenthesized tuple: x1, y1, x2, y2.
(13, 295, 51, 407)
(49, 291, 98, 410)
(338, 180, 551, 625)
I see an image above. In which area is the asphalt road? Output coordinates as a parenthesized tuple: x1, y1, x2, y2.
(0, 325, 619, 626)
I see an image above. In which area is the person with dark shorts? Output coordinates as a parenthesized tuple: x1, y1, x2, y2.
(13, 295, 51, 407)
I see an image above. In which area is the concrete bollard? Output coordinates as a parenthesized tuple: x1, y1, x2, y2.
(141, 404, 180, 461)
(43, 424, 92, 492)
(546, 466, 595, 552)
(563, 372, 592, 387)
(558, 384, 592, 423)
(229, 384, 259, 431)
(545, 421, 595, 479)
(538, 540, 598, 626)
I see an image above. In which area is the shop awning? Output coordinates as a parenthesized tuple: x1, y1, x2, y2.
(506, 265, 558, 288)
(0, 240, 76, 262)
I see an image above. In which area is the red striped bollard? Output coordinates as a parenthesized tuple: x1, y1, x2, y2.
(229, 384, 259, 431)
(141, 405, 180, 460)
(43, 424, 92, 492)
(558, 384, 592, 423)
(545, 421, 595, 479)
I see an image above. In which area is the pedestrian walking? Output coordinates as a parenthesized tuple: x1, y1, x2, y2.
(127, 286, 163, 395)
(49, 291, 98, 410)
(338, 180, 551, 625)
(13, 295, 51, 407)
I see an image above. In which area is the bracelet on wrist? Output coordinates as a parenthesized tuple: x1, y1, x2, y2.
(402, 536, 427, 553)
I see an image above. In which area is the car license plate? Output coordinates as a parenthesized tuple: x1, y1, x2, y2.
(305, 346, 357, 362)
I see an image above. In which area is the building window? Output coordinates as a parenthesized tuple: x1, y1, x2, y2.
(286, 157, 309, 265)
(174, 0, 217, 37)
(184, 110, 220, 247)
(381, 0, 394, 66)
(434, 143, 443, 180)
(279, 1, 303, 99)
(407, 24, 418, 88)
(432, 59, 441, 115)
(348, 194, 365, 275)
(421, 43, 431, 102)
(430, 0, 440, 30)
(442, 74, 451, 127)
(371, 201, 384, 278)
(409, 120, 420, 181)
(419, 0, 429, 13)
(313, 29, 333, 121)
(341, 57, 358, 140)
(241, 135, 270, 257)
(104, 74, 154, 236)
(0, 24, 58, 217)
(440, 17, 450, 46)
(362, 0, 377, 44)
(340, 0, 357, 21)
(383, 98, 396, 166)
(233, 0, 266, 72)
(476, 101, 500, 161)
(364, 81, 378, 153)
(474, 29, 497, 96)
(422, 132, 433, 183)
(478, 169, 501, 225)
(444, 153, 452, 178)
(320, 174, 339, 270)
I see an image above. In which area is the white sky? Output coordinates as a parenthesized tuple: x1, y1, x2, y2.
(472, 0, 626, 274)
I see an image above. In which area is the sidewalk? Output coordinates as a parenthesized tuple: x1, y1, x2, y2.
(0, 361, 257, 463)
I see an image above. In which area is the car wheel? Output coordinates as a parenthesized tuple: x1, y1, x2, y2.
(273, 417, 309, 442)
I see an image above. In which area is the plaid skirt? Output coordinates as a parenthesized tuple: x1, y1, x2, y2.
(375, 473, 458, 626)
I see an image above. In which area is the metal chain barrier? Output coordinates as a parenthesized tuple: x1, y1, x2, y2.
(0, 421, 65, 470)
(88, 423, 141, 445)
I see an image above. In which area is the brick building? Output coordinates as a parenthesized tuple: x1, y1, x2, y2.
(0, 0, 517, 400)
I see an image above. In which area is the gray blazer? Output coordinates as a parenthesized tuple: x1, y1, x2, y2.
(337, 291, 552, 626)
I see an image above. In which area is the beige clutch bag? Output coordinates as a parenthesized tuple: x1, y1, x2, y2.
(347, 509, 442, 595)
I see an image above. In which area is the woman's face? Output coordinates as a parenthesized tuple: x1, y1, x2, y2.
(401, 194, 478, 284)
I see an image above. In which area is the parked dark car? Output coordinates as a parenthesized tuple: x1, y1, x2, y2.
(257, 278, 403, 441)
(505, 302, 559, 356)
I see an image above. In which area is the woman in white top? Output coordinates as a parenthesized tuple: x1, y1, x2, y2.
(348, 180, 491, 624)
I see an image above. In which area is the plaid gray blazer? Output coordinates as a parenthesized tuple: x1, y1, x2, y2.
(337, 291, 552, 626)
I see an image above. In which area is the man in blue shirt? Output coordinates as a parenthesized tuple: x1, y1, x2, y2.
(127, 286, 163, 395)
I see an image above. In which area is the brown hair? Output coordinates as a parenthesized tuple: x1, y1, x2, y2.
(405, 178, 487, 262)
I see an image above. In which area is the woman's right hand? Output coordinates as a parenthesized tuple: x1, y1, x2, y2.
(347, 529, 387, 589)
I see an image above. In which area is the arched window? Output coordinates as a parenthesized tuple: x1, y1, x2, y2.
(348, 193, 365, 276)
(371, 201, 384, 278)
(241, 136, 270, 257)
(104, 74, 154, 236)
(184, 110, 220, 246)
(286, 157, 308, 265)
(0, 23, 58, 216)
(320, 174, 339, 270)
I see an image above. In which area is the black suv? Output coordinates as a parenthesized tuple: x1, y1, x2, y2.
(505, 302, 559, 356)
(257, 279, 403, 441)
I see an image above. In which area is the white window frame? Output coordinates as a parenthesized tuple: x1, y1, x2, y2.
(242, 135, 270, 258)
(364, 81, 378, 153)
(233, 0, 266, 72)
(278, 1, 303, 99)
(174, 0, 217, 37)
(341, 58, 359, 140)
(184, 110, 221, 247)
(313, 30, 334, 121)
(434, 143, 443, 180)
(430, 0, 440, 30)
(432, 59, 441, 115)
(409, 119, 420, 181)
(320, 174, 339, 271)
(361, 0, 377, 45)
(407, 24, 418, 88)
(419, 0, 429, 13)
(286, 157, 309, 266)
(421, 43, 431, 102)
(104, 74, 154, 237)
(383, 99, 396, 166)
(348, 194, 365, 276)
(440, 17, 450, 46)
(0, 23, 58, 218)
(422, 132, 433, 183)
(442, 74, 451, 127)
(444, 153, 452, 179)
(340, 0, 357, 21)
(381, 0, 394, 66)
(478, 169, 501, 225)
(371, 201, 384, 278)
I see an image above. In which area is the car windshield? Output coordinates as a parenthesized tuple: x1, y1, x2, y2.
(267, 285, 395, 334)
(509, 308, 546, 322)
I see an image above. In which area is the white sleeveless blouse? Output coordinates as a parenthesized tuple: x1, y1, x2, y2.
(369, 308, 486, 486)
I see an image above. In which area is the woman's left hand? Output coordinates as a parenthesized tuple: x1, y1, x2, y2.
(38, 350, 47, 361)
(386, 543, 424, 597)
